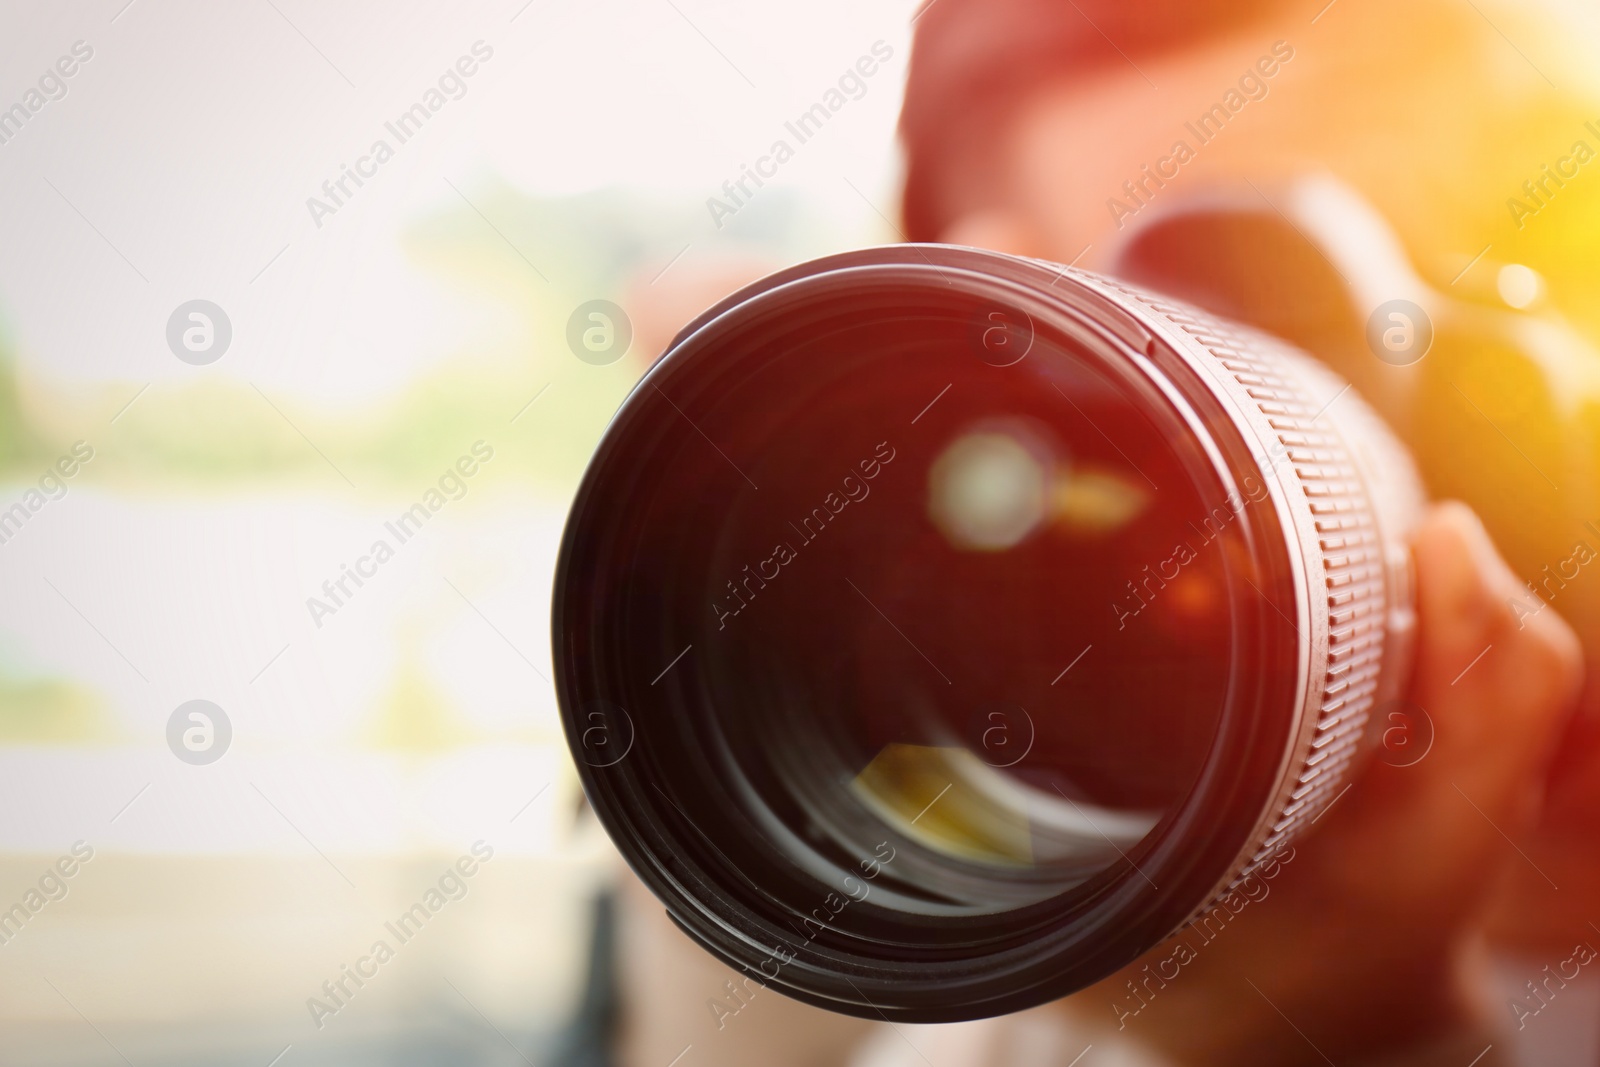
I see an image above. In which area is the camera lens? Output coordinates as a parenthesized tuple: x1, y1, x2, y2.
(554, 245, 1422, 1020)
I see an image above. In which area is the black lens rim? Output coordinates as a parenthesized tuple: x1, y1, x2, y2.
(553, 245, 1306, 1021)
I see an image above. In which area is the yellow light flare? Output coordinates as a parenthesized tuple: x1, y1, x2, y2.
(1051, 465, 1151, 535)
(851, 743, 1034, 865)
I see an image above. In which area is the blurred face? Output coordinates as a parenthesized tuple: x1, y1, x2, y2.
(937, 0, 1600, 960)
(938, 2, 1521, 274)
(940, 27, 1293, 261)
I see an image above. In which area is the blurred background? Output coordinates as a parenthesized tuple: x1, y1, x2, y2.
(7, 1, 1600, 1065)
(0, 1, 912, 1062)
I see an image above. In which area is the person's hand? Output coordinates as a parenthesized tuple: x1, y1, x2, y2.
(1057, 502, 1584, 1066)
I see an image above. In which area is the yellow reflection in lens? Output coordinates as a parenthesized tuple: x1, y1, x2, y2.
(851, 743, 1034, 866)
(1052, 465, 1150, 534)
(929, 429, 1152, 551)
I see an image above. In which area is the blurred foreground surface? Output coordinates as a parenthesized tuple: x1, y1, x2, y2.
(0, 0, 908, 1061)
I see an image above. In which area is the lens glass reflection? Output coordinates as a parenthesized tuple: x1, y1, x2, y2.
(635, 287, 1237, 909)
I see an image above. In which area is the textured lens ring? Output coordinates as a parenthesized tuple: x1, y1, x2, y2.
(1082, 271, 1424, 911)
(553, 245, 1425, 1020)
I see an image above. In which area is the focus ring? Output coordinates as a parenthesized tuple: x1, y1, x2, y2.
(1086, 274, 1419, 897)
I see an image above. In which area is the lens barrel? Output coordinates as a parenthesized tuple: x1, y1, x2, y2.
(553, 245, 1423, 1020)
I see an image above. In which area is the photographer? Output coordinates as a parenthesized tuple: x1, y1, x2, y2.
(615, 1, 1597, 1062)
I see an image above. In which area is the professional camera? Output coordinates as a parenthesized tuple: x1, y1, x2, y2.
(553, 180, 1428, 1020)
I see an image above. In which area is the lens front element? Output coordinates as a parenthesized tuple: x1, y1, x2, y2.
(553, 246, 1421, 1020)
